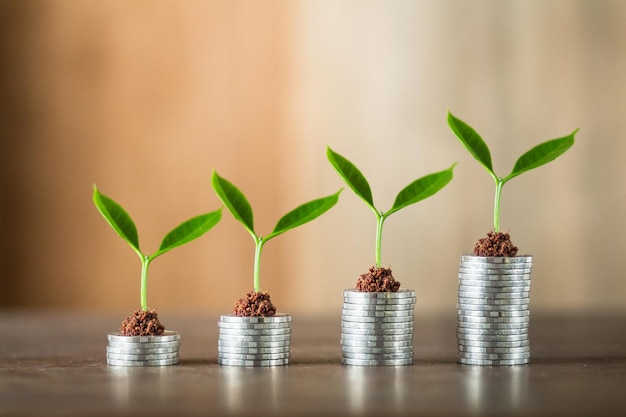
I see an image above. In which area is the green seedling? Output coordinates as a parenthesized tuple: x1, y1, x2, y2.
(93, 185, 222, 311)
(447, 111, 577, 233)
(327, 146, 455, 268)
(211, 171, 341, 293)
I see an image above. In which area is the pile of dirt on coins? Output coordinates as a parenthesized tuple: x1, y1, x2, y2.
(474, 231, 518, 257)
(356, 266, 401, 292)
(120, 309, 165, 336)
(233, 290, 277, 317)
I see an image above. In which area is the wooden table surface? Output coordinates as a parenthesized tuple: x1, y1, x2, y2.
(1, 311, 625, 416)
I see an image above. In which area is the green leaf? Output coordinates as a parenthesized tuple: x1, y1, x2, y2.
(211, 170, 256, 238)
(151, 208, 222, 260)
(92, 185, 142, 257)
(385, 164, 456, 218)
(326, 147, 376, 213)
(447, 112, 496, 180)
(266, 189, 342, 241)
(504, 129, 578, 183)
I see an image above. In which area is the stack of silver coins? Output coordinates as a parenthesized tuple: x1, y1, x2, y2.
(217, 314, 292, 367)
(106, 331, 180, 367)
(457, 254, 532, 366)
(341, 289, 415, 366)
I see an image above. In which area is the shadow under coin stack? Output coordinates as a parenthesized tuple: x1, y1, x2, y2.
(218, 314, 292, 367)
(457, 255, 533, 366)
(341, 289, 416, 366)
(106, 331, 180, 367)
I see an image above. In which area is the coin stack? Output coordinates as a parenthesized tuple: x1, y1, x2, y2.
(106, 331, 180, 367)
(217, 314, 292, 367)
(341, 289, 416, 366)
(457, 254, 532, 366)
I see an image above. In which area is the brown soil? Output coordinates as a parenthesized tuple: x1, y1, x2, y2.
(233, 290, 277, 317)
(356, 266, 401, 292)
(474, 231, 518, 257)
(119, 309, 165, 336)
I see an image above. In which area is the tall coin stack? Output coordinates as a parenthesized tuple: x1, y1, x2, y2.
(341, 289, 415, 366)
(457, 255, 532, 366)
(106, 331, 180, 367)
(217, 314, 292, 367)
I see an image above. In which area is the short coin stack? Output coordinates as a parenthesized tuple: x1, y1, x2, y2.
(457, 254, 532, 366)
(106, 331, 180, 367)
(217, 314, 292, 367)
(341, 289, 416, 366)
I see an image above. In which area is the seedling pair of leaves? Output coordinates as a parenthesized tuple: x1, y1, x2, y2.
(326, 147, 456, 268)
(447, 112, 577, 233)
(211, 171, 341, 293)
(93, 186, 222, 311)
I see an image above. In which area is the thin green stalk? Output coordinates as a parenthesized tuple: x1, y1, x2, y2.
(493, 178, 504, 233)
(375, 213, 385, 267)
(140, 255, 151, 311)
(253, 238, 265, 293)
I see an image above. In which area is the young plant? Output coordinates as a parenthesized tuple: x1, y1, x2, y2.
(447, 111, 577, 233)
(327, 146, 455, 268)
(211, 170, 341, 294)
(93, 185, 222, 311)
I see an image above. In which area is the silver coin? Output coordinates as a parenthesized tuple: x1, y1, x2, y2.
(342, 319, 414, 329)
(218, 351, 290, 361)
(341, 357, 413, 366)
(342, 351, 414, 360)
(218, 357, 289, 367)
(107, 331, 180, 343)
(458, 345, 530, 355)
(341, 338, 413, 348)
(218, 334, 291, 343)
(458, 280, 531, 290)
(457, 338, 529, 348)
(342, 302, 415, 311)
(218, 328, 291, 337)
(341, 309, 414, 318)
(458, 309, 530, 318)
(457, 314, 530, 324)
(341, 345, 413, 354)
(107, 346, 179, 355)
(458, 297, 530, 306)
(457, 351, 530, 361)
(460, 260, 533, 270)
(341, 328, 413, 337)
(456, 321, 529, 332)
(341, 339, 413, 348)
(107, 357, 179, 367)
(458, 284, 531, 293)
(217, 321, 291, 330)
(218, 345, 289, 355)
(107, 351, 179, 361)
(457, 334, 529, 344)
(341, 332, 413, 342)
(343, 297, 417, 306)
(341, 314, 414, 324)
(460, 254, 532, 263)
(107, 340, 180, 350)
(458, 285, 530, 299)
(457, 326, 528, 336)
(457, 302, 529, 311)
(343, 289, 416, 298)
(218, 339, 291, 349)
(219, 313, 293, 323)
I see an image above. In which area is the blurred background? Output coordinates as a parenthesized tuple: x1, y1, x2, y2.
(1, 0, 624, 317)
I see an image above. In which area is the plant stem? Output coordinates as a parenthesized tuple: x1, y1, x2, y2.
(493, 178, 504, 233)
(375, 213, 385, 267)
(140, 255, 150, 311)
(253, 237, 265, 293)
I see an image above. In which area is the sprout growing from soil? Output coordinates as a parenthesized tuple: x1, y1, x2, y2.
(327, 147, 455, 290)
(211, 170, 341, 315)
(93, 185, 222, 313)
(447, 111, 577, 255)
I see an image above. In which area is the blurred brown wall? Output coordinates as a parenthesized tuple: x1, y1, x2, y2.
(1, 0, 625, 315)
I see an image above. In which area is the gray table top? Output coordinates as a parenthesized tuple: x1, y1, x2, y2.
(1, 311, 625, 416)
